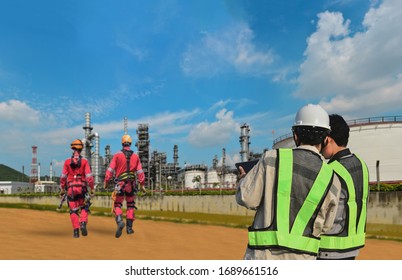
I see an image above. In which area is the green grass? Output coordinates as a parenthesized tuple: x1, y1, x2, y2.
(1, 202, 401, 241)
(135, 210, 254, 228)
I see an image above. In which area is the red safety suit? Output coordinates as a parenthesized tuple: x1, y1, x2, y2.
(105, 147, 145, 220)
(60, 156, 94, 230)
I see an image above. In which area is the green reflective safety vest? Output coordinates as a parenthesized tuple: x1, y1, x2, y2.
(248, 148, 334, 254)
(319, 155, 369, 250)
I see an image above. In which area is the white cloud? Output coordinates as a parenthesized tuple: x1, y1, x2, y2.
(209, 99, 231, 111)
(294, 0, 402, 117)
(137, 109, 200, 136)
(89, 109, 201, 148)
(180, 22, 276, 77)
(188, 109, 238, 148)
(117, 42, 148, 61)
(0, 99, 40, 125)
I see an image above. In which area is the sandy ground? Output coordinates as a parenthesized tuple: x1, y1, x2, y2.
(0, 208, 401, 260)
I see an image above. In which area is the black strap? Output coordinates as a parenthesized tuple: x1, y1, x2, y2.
(121, 149, 133, 175)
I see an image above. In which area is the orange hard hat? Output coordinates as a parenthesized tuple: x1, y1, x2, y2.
(70, 139, 83, 150)
(121, 134, 132, 145)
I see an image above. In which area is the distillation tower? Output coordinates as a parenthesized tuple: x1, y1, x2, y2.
(82, 112, 102, 186)
(136, 123, 150, 188)
(239, 123, 250, 162)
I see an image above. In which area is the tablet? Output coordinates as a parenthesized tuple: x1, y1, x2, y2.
(235, 159, 259, 173)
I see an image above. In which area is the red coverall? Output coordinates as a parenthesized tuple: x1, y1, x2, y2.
(60, 156, 94, 230)
(104, 147, 145, 221)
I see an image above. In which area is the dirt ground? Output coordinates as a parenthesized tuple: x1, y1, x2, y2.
(1, 208, 401, 260)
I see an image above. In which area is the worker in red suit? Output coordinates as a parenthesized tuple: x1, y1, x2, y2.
(104, 134, 146, 238)
(60, 139, 95, 238)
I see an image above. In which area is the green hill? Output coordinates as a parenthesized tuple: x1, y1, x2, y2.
(0, 164, 30, 182)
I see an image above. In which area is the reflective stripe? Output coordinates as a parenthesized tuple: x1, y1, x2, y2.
(320, 155, 369, 250)
(118, 171, 137, 181)
(293, 160, 332, 236)
(248, 149, 333, 254)
(248, 231, 321, 253)
(357, 154, 369, 235)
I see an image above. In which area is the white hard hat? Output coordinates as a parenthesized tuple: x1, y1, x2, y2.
(293, 104, 330, 130)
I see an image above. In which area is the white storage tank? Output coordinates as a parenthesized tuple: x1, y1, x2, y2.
(207, 170, 220, 188)
(347, 117, 402, 183)
(178, 164, 208, 189)
(223, 173, 237, 188)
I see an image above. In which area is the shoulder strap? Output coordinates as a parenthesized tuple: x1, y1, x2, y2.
(121, 149, 134, 174)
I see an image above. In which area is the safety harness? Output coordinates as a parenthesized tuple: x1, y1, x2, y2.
(67, 175, 85, 201)
(118, 149, 137, 183)
(111, 149, 138, 212)
(66, 163, 91, 214)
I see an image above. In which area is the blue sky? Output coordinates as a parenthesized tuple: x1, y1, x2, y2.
(1, 0, 402, 177)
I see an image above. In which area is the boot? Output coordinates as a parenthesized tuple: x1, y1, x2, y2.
(73, 228, 80, 238)
(80, 222, 88, 236)
(115, 215, 125, 238)
(126, 219, 134, 234)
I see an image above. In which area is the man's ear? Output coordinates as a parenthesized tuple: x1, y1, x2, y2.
(327, 136, 335, 145)
(323, 136, 330, 146)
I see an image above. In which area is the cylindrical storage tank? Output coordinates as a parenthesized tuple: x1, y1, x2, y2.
(348, 120, 402, 183)
(223, 173, 237, 188)
(272, 133, 294, 149)
(207, 170, 220, 187)
(184, 169, 206, 189)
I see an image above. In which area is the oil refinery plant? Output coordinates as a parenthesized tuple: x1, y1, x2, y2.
(2, 112, 401, 195)
(23, 113, 260, 192)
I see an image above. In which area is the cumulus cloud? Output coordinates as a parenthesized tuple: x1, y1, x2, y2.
(188, 109, 238, 148)
(180, 22, 276, 77)
(0, 100, 58, 160)
(0, 99, 40, 125)
(294, 0, 402, 117)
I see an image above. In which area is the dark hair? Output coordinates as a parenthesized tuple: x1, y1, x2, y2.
(292, 126, 330, 145)
(329, 114, 349, 147)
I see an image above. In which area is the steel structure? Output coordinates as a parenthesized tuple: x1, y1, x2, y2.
(30, 146, 38, 183)
(239, 123, 250, 162)
(74, 113, 245, 190)
(136, 123, 150, 188)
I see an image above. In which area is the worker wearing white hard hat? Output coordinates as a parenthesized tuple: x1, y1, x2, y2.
(236, 104, 341, 260)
